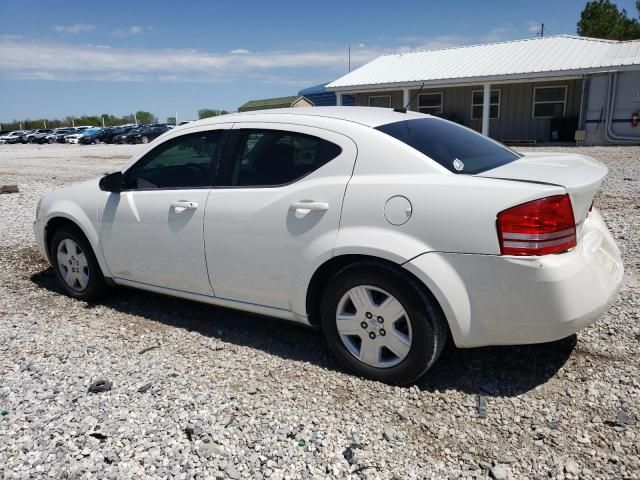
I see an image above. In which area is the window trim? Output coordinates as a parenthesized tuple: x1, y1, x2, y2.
(215, 128, 343, 189)
(368, 95, 392, 108)
(471, 89, 501, 120)
(122, 130, 226, 191)
(417, 92, 443, 115)
(532, 85, 567, 119)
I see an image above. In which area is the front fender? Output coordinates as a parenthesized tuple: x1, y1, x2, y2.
(41, 200, 112, 278)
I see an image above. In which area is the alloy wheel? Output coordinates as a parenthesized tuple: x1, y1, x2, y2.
(336, 285, 413, 368)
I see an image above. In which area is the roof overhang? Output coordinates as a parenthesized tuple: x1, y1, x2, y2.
(326, 66, 638, 92)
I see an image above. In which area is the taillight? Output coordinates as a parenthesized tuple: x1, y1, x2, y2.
(497, 195, 576, 256)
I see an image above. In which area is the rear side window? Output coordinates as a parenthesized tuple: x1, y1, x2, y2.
(376, 118, 520, 174)
(222, 129, 342, 187)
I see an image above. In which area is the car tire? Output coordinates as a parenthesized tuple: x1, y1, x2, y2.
(141, 136, 149, 144)
(50, 226, 109, 302)
(92, 138, 99, 145)
(320, 261, 448, 385)
(47, 138, 54, 144)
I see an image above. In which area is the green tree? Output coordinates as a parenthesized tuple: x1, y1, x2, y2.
(166, 116, 176, 125)
(577, 0, 640, 40)
(198, 108, 229, 119)
(134, 111, 158, 124)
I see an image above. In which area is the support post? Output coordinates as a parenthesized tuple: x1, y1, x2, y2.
(482, 83, 491, 136)
(403, 88, 410, 110)
(336, 93, 343, 106)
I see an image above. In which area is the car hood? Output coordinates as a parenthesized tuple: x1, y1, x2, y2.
(477, 152, 607, 223)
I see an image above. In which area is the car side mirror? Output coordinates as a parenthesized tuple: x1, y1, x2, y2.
(99, 171, 124, 193)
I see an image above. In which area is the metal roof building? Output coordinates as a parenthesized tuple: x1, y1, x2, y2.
(326, 35, 640, 145)
(238, 95, 314, 112)
(298, 83, 355, 107)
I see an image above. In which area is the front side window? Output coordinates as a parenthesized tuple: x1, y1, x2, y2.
(125, 130, 223, 189)
(369, 95, 392, 108)
(471, 89, 500, 119)
(376, 117, 521, 174)
(222, 129, 342, 187)
(533, 86, 567, 118)
(418, 92, 443, 115)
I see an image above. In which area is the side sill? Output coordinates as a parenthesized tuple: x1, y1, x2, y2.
(113, 277, 312, 326)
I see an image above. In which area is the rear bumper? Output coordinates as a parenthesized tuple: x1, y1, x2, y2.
(404, 209, 623, 348)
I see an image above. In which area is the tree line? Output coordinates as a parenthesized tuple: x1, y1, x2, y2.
(1, 108, 230, 131)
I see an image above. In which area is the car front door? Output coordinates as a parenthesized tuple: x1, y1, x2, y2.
(204, 123, 357, 311)
(100, 127, 228, 296)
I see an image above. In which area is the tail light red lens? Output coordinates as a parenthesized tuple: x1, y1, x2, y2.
(497, 195, 577, 256)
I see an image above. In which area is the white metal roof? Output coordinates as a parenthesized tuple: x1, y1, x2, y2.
(326, 35, 640, 90)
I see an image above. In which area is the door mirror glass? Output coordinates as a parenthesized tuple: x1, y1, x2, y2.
(99, 171, 124, 192)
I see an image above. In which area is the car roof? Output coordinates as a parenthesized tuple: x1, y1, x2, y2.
(183, 106, 427, 129)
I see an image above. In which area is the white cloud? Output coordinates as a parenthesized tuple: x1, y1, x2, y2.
(54, 24, 96, 34)
(0, 28, 521, 84)
(111, 25, 146, 37)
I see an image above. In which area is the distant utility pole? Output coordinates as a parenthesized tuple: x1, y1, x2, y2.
(538, 23, 545, 37)
(19, 122, 22, 129)
(43, 120, 47, 128)
(102, 116, 105, 127)
(71, 118, 75, 127)
(348, 45, 351, 72)
(134, 113, 138, 124)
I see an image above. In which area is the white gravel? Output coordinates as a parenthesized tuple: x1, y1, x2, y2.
(0, 143, 638, 479)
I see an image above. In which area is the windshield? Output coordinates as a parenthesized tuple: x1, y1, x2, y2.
(375, 117, 521, 174)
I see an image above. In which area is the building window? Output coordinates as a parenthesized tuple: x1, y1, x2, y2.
(368, 95, 392, 108)
(418, 92, 443, 115)
(471, 89, 500, 119)
(532, 86, 567, 118)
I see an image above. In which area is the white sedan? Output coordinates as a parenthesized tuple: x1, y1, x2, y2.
(34, 107, 623, 384)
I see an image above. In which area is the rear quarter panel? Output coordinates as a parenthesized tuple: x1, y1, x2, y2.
(336, 129, 566, 260)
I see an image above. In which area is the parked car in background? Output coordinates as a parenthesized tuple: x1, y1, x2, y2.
(121, 125, 171, 144)
(0, 130, 27, 144)
(33, 107, 623, 384)
(113, 127, 141, 144)
(78, 128, 115, 145)
(23, 129, 53, 143)
(100, 126, 138, 144)
(66, 128, 101, 144)
(36, 128, 70, 144)
(47, 128, 77, 143)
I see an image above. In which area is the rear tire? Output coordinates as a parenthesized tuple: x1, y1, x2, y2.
(320, 261, 447, 385)
(50, 226, 109, 302)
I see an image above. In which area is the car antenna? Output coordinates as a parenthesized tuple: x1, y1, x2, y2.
(394, 82, 425, 113)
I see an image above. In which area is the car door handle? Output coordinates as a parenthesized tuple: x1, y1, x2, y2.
(289, 201, 329, 212)
(170, 201, 198, 210)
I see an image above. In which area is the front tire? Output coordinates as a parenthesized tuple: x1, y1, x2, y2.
(320, 261, 447, 385)
(141, 136, 149, 144)
(50, 226, 109, 302)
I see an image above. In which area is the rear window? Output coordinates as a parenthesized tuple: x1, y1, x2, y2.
(376, 117, 520, 174)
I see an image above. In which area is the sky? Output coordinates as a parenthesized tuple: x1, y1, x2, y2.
(1, 0, 638, 123)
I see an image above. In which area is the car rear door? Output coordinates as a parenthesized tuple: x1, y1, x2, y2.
(203, 123, 357, 311)
(100, 126, 230, 296)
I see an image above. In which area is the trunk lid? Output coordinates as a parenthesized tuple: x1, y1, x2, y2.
(477, 152, 607, 223)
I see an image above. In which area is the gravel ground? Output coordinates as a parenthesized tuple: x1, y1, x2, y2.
(0, 143, 638, 480)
